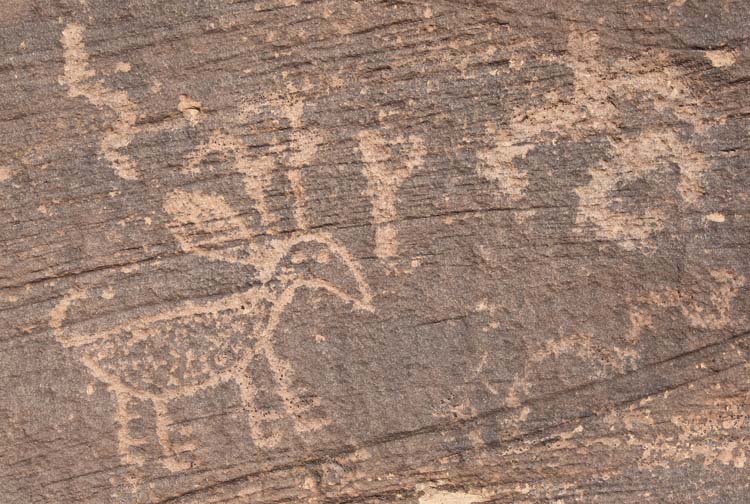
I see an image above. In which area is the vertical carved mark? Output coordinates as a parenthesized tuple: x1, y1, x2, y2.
(278, 99, 317, 230)
(286, 168, 308, 231)
(240, 154, 277, 229)
(115, 392, 146, 467)
(286, 129, 320, 230)
(230, 96, 319, 231)
(286, 167, 308, 229)
(357, 131, 425, 259)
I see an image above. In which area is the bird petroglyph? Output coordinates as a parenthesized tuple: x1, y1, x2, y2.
(51, 220, 373, 470)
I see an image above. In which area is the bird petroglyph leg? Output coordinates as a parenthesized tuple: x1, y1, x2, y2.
(234, 370, 286, 449)
(153, 399, 192, 472)
(114, 392, 146, 467)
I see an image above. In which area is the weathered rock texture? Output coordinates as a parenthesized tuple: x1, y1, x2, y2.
(1, 1, 750, 502)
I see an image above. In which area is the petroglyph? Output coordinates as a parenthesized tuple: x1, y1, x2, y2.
(272, 96, 319, 230)
(184, 96, 320, 231)
(529, 332, 638, 375)
(497, 267, 743, 415)
(50, 288, 89, 331)
(51, 181, 374, 470)
(53, 29, 331, 277)
(577, 128, 709, 239)
(502, 329, 639, 413)
(611, 395, 750, 470)
(49, 70, 373, 464)
(284, 166, 305, 224)
(705, 49, 736, 68)
(59, 23, 139, 180)
(59, 23, 200, 180)
(287, 128, 320, 230)
(628, 269, 746, 338)
(184, 130, 277, 229)
(565, 32, 709, 245)
(178, 94, 202, 125)
(483, 30, 710, 249)
(417, 483, 486, 504)
(0, 166, 12, 182)
(358, 131, 426, 259)
(519, 269, 749, 398)
(163, 188, 262, 264)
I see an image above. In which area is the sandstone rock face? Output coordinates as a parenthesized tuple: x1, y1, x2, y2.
(1, 1, 749, 502)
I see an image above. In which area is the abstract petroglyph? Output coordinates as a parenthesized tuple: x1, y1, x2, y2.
(477, 124, 532, 202)
(59, 23, 200, 180)
(184, 95, 319, 232)
(489, 266, 747, 429)
(59, 23, 140, 180)
(357, 131, 426, 259)
(478, 30, 710, 249)
(564, 30, 709, 248)
(183, 130, 278, 230)
(629, 269, 747, 339)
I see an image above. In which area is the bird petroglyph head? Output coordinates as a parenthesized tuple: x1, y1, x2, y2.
(261, 233, 375, 314)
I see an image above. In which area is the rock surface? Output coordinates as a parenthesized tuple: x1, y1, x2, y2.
(1, 1, 749, 502)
